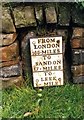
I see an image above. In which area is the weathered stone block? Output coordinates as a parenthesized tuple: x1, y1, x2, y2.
(71, 64, 84, 77)
(2, 7, 16, 33)
(58, 3, 71, 26)
(45, 6, 57, 23)
(0, 63, 21, 78)
(13, 6, 36, 28)
(72, 49, 84, 65)
(72, 27, 84, 38)
(0, 33, 17, 46)
(46, 29, 56, 37)
(1, 76, 24, 88)
(35, 6, 43, 25)
(71, 38, 84, 48)
(56, 29, 68, 40)
(73, 76, 84, 84)
(0, 41, 19, 62)
(0, 57, 20, 68)
(72, 6, 84, 25)
(21, 31, 36, 77)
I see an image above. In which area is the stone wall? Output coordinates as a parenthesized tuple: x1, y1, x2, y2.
(1, 2, 84, 88)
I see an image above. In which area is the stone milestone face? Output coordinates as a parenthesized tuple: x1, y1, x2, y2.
(30, 37, 64, 87)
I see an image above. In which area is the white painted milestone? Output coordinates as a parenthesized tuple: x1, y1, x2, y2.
(30, 36, 64, 87)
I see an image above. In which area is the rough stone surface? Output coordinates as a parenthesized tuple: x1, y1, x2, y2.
(73, 76, 84, 84)
(45, 6, 57, 23)
(71, 64, 84, 77)
(1, 76, 24, 88)
(1, 3, 84, 86)
(13, 6, 36, 28)
(21, 31, 36, 77)
(72, 49, 84, 65)
(35, 6, 43, 25)
(71, 38, 84, 48)
(72, 6, 84, 25)
(56, 29, 68, 40)
(0, 41, 19, 62)
(0, 57, 20, 68)
(0, 63, 21, 78)
(58, 3, 71, 26)
(0, 33, 17, 46)
(72, 28, 84, 38)
(2, 7, 16, 33)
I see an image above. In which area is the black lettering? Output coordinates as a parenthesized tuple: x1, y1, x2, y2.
(38, 39, 41, 43)
(44, 82, 48, 86)
(57, 60, 61, 64)
(48, 61, 52, 65)
(53, 77, 56, 80)
(38, 38, 55, 44)
(49, 77, 52, 81)
(42, 44, 46, 49)
(45, 72, 47, 76)
(55, 81, 58, 85)
(43, 61, 47, 65)
(43, 66, 47, 71)
(46, 39, 50, 43)
(33, 67, 39, 71)
(42, 50, 46, 54)
(52, 44, 55, 48)
(38, 39, 45, 43)
(36, 62, 38, 66)
(54, 66, 57, 70)
(41, 78, 44, 81)
(32, 51, 40, 56)
(48, 66, 52, 71)
(39, 62, 43, 65)
(34, 45, 38, 49)
(47, 55, 51, 59)
(45, 77, 48, 81)
(49, 82, 53, 86)
(53, 61, 56, 65)
(58, 78, 61, 84)
(56, 40, 60, 47)
(58, 66, 61, 70)
(47, 50, 52, 54)
(57, 49, 60, 53)
(38, 45, 42, 49)
(53, 49, 57, 54)
(47, 44, 51, 48)
(48, 72, 52, 75)
(51, 38, 55, 42)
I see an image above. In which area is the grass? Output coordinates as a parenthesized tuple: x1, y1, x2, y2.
(2, 80, 84, 119)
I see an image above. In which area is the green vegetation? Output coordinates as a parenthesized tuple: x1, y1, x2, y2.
(2, 80, 83, 119)
(76, 0, 84, 9)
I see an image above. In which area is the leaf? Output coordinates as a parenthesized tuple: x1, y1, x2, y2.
(24, 112, 33, 117)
